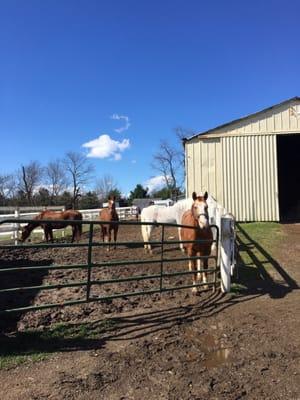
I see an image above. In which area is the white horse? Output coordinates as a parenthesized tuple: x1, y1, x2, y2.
(141, 193, 217, 253)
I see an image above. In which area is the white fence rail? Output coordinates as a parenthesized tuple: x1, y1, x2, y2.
(0, 206, 138, 241)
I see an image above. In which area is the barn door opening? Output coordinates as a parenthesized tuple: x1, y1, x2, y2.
(277, 134, 300, 222)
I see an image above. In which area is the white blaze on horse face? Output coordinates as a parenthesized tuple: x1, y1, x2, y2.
(193, 199, 209, 228)
(109, 199, 114, 208)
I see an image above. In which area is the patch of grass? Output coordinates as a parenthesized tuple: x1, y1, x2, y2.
(230, 282, 248, 294)
(236, 222, 285, 269)
(0, 353, 47, 369)
(238, 222, 285, 247)
(0, 318, 117, 369)
(233, 222, 289, 291)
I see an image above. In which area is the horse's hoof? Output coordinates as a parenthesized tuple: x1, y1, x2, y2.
(192, 287, 198, 295)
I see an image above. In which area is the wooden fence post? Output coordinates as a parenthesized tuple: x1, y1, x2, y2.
(14, 208, 20, 245)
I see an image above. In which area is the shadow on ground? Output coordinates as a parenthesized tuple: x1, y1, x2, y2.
(0, 251, 53, 333)
(233, 223, 299, 299)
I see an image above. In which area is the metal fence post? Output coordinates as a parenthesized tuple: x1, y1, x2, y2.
(160, 225, 165, 292)
(86, 223, 94, 302)
(220, 214, 234, 293)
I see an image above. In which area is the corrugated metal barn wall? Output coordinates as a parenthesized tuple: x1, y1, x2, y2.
(221, 134, 279, 221)
(185, 134, 279, 221)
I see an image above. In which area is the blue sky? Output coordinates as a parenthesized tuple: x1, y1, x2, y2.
(1, 0, 300, 195)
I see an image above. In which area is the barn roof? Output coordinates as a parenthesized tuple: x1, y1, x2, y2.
(184, 96, 300, 142)
(132, 198, 161, 209)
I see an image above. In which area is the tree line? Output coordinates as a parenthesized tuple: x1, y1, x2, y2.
(0, 127, 191, 209)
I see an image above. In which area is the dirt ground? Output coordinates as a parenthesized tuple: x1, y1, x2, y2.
(0, 223, 299, 400)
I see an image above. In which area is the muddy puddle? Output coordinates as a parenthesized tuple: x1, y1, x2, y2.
(184, 326, 232, 368)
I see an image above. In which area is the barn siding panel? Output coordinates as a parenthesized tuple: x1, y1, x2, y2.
(219, 134, 279, 221)
(186, 139, 222, 200)
(186, 134, 279, 221)
(186, 135, 279, 221)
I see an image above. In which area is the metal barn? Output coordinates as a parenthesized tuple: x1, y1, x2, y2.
(184, 97, 300, 221)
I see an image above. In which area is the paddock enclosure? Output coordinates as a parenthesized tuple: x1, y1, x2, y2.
(0, 219, 220, 318)
(0, 221, 299, 400)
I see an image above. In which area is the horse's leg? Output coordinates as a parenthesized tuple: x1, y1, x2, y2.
(75, 226, 80, 243)
(77, 225, 81, 242)
(188, 250, 198, 294)
(107, 226, 112, 252)
(45, 226, 52, 242)
(141, 224, 152, 254)
(141, 224, 148, 252)
(103, 226, 109, 250)
(178, 227, 185, 253)
(49, 228, 54, 243)
(197, 252, 202, 282)
(202, 255, 208, 289)
(101, 226, 107, 244)
(147, 225, 153, 254)
(113, 226, 118, 249)
(44, 228, 49, 242)
(71, 226, 75, 243)
(72, 225, 79, 243)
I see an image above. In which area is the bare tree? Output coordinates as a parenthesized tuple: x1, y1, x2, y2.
(151, 140, 182, 198)
(45, 159, 67, 201)
(0, 174, 16, 204)
(151, 128, 196, 200)
(63, 152, 94, 209)
(17, 161, 44, 205)
(95, 174, 119, 202)
(174, 126, 196, 169)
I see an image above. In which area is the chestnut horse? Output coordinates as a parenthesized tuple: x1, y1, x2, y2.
(181, 191, 213, 294)
(99, 196, 119, 251)
(21, 210, 83, 243)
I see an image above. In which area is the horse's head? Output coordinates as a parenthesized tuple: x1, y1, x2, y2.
(108, 196, 116, 212)
(20, 224, 32, 242)
(191, 191, 209, 228)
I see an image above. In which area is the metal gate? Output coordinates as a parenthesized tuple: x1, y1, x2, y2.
(0, 218, 220, 315)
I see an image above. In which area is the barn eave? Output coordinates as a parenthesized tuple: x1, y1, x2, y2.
(185, 96, 300, 142)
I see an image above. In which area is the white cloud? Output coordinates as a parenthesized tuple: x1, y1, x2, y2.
(110, 114, 131, 133)
(114, 153, 122, 161)
(144, 175, 168, 194)
(82, 134, 130, 160)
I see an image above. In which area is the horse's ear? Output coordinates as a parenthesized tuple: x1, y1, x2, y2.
(204, 191, 208, 200)
(192, 192, 197, 201)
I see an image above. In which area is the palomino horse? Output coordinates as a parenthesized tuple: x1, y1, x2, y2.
(141, 194, 215, 253)
(21, 210, 83, 243)
(181, 191, 213, 294)
(99, 196, 119, 251)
